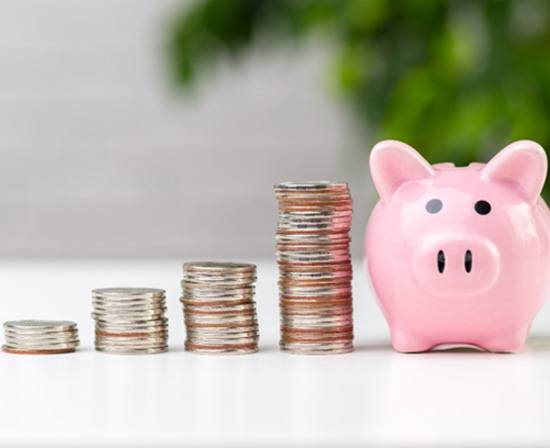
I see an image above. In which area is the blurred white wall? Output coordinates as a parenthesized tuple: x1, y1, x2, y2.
(0, 0, 373, 259)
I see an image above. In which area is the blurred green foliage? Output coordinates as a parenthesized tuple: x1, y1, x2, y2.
(168, 0, 550, 195)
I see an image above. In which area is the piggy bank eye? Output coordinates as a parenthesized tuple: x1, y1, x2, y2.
(474, 200, 491, 215)
(426, 198, 442, 214)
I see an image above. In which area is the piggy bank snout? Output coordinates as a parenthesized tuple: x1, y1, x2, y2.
(412, 235, 500, 298)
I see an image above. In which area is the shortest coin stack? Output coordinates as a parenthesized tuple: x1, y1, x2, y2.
(92, 287, 168, 354)
(2, 320, 79, 354)
(181, 262, 259, 354)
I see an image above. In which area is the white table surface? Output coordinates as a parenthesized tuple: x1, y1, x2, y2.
(0, 260, 549, 448)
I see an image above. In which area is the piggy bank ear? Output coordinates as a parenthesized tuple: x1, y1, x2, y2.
(482, 140, 547, 203)
(370, 140, 434, 201)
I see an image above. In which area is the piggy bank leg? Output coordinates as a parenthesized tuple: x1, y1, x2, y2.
(478, 327, 529, 353)
(390, 328, 434, 353)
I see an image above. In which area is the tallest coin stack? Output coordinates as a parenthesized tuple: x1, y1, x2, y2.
(274, 181, 354, 354)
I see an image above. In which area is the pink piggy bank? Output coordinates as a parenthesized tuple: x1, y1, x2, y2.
(365, 140, 550, 353)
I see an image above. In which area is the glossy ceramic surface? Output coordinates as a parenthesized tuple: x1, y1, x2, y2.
(365, 140, 550, 352)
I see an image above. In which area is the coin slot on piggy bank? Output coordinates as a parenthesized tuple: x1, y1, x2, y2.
(365, 140, 550, 353)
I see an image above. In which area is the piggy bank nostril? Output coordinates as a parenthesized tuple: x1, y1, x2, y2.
(437, 250, 445, 273)
(411, 238, 500, 297)
(465, 250, 473, 273)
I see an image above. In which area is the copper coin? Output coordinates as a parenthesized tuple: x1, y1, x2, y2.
(2, 346, 76, 355)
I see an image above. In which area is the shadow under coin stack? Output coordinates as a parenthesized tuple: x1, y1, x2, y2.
(2, 320, 79, 354)
(92, 288, 168, 354)
(274, 181, 354, 354)
(181, 262, 259, 354)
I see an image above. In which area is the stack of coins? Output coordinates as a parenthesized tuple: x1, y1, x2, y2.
(92, 287, 168, 354)
(2, 320, 79, 354)
(181, 262, 259, 354)
(274, 181, 354, 354)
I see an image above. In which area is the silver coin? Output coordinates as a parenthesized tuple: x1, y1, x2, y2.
(187, 338, 258, 347)
(95, 321, 167, 331)
(274, 181, 349, 191)
(186, 339, 258, 347)
(183, 273, 256, 282)
(92, 308, 166, 320)
(184, 268, 256, 276)
(280, 345, 353, 355)
(186, 328, 258, 336)
(92, 302, 167, 311)
(277, 242, 351, 250)
(180, 298, 254, 307)
(96, 332, 167, 340)
(186, 325, 258, 334)
(4, 334, 80, 342)
(279, 208, 353, 216)
(95, 317, 168, 328)
(181, 290, 255, 300)
(95, 337, 167, 344)
(4, 320, 77, 332)
(277, 219, 352, 228)
(185, 346, 258, 355)
(277, 245, 351, 254)
(95, 343, 168, 352)
(184, 303, 256, 313)
(96, 325, 167, 334)
(183, 269, 256, 279)
(184, 316, 254, 324)
(278, 215, 353, 224)
(95, 345, 168, 355)
(281, 283, 352, 292)
(183, 278, 256, 288)
(275, 186, 350, 195)
(278, 204, 353, 211)
(96, 337, 167, 347)
(95, 321, 167, 330)
(277, 244, 351, 252)
(96, 333, 166, 339)
(91, 313, 166, 323)
(282, 313, 353, 323)
(3, 328, 79, 339)
(277, 254, 351, 264)
(92, 309, 167, 318)
(92, 297, 166, 306)
(182, 283, 255, 293)
(279, 272, 352, 282)
(183, 261, 256, 274)
(281, 291, 352, 300)
(181, 294, 255, 304)
(277, 221, 351, 231)
(92, 287, 165, 296)
(185, 312, 256, 321)
(281, 309, 353, 318)
(276, 197, 352, 206)
(185, 329, 258, 338)
(92, 298, 166, 308)
(185, 323, 257, 331)
(277, 211, 351, 218)
(4, 336, 79, 345)
(180, 298, 253, 308)
(4, 341, 80, 350)
(92, 293, 165, 301)
(5, 333, 80, 343)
